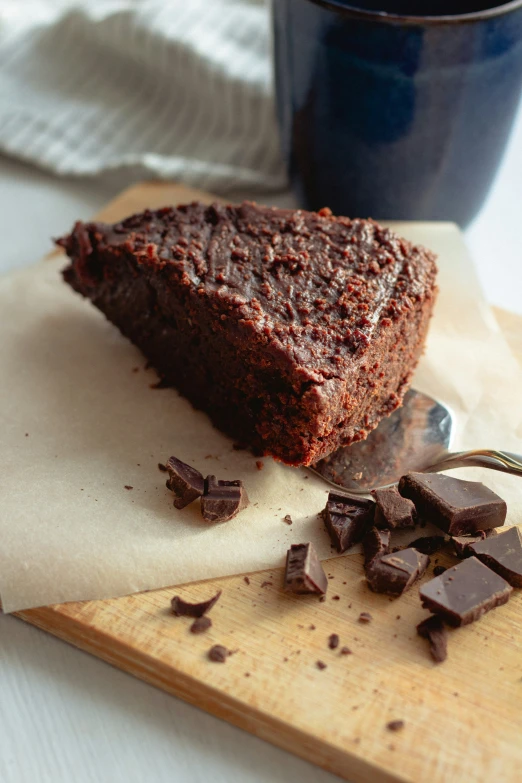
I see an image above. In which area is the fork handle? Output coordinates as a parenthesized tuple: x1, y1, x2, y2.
(426, 449, 522, 477)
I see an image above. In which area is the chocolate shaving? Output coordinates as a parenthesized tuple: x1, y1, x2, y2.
(358, 612, 372, 623)
(171, 589, 222, 618)
(417, 615, 448, 663)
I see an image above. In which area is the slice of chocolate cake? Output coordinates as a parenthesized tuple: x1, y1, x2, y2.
(58, 202, 437, 466)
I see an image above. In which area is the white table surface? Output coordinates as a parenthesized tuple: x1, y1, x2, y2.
(1, 106, 521, 783)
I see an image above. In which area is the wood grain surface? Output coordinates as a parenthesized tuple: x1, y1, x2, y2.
(18, 182, 522, 783)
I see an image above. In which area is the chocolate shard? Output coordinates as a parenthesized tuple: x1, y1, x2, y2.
(171, 589, 222, 618)
(469, 526, 522, 587)
(372, 486, 416, 529)
(165, 455, 205, 509)
(363, 527, 391, 566)
(420, 556, 512, 627)
(407, 535, 447, 556)
(324, 491, 375, 553)
(200, 475, 249, 523)
(190, 616, 212, 634)
(452, 529, 493, 558)
(417, 615, 448, 663)
(398, 472, 507, 535)
(208, 644, 229, 662)
(366, 547, 429, 597)
(284, 542, 328, 595)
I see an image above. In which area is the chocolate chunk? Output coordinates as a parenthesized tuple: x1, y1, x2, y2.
(469, 527, 522, 587)
(190, 616, 212, 634)
(283, 514, 293, 525)
(208, 644, 229, 662)
(433, 565, 447, 577)
(417, 615, 448, 663)
(420, 557, 512, 626)
(316, 660, 327, 670)
(363, 527, 391, 566)
(165, 455, 205, 509)
(324, 491, 375, 553)
(386, 720, 404, 732)
(366, 548, 429, 597)
(328, 633, 340, 650)
(452, 530, 491, 558)
(372, 486, 416, 529)
(200, 475, 249, 523)
(398, 473, 507, 535)
(358, 612, 372, 623)
(171, 589, 222, 618)
(284, 542, 328, 595)
(408, 535, 447, 555)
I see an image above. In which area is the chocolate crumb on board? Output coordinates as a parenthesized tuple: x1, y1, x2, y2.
(408, 535, 447, 555)
(190, 616, 212, 634)
(417, 615, 448, 663)
(208, 644, 229, 663)
(171, 590, 222, 618)
(165, 455, 205, 509)
(158, 462, 167, 472)
(386, 720, 405, 732)
(358, 612, 372, 623)
(255, 460, 264, 470)
(201, 475, 249, 523)
(328, 633, 340, 650)
(283, 514, 293, 525)
(261, 581, 273, 588)
(243, 576, 250, 585)
(316, 660, 327, 670)
(309, 624, 316, 630)
(433, 565, 447, 577)
(124, 485, 133, 490)
(340, 646, 352, 655)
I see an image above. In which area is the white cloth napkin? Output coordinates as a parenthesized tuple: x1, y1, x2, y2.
(0, 0, 286, 193)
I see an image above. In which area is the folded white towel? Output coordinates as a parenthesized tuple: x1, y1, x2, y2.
(0, 0, 287, 193)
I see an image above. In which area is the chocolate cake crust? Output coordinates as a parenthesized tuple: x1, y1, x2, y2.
(59, 202, 437, 465)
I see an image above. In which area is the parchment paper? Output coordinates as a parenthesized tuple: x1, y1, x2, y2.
(1, 222, 521, 612)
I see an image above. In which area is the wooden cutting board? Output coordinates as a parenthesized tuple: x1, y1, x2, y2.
(17, 182, 522, 783)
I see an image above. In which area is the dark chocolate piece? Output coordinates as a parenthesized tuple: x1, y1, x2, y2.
(433, 565, 447, 577)
(452, 530, 490, 558)
(190, 616, 212, 634)
(399, 473, 507, 535)
(372, 486, 416, 529)
(420, 556, 512, 626)
(328, 633, 340, 650)
(324, 491, 375, 553)
(469, 527, 522, 587)
(208, 644, 229, 662)
(200, 475, 249, 523)
(366, 547, 429, 597)
(363, 527, 391, 566)
(171, 589, 222, 618)
(408, 535, 447, 555)
(284, 542, 328, 595)
(386, 720, 404, 732)
(59, 203, 437, 467)
(158, 462, 167, 472)
(358, 612, 372, 623)
(417, 615, 448, 663)
(165, 455, 205, 509)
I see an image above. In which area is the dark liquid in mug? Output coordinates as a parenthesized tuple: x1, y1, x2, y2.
(338, 0, 513, 14)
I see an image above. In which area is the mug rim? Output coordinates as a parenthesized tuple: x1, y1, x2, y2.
(304, 0, 522, 24)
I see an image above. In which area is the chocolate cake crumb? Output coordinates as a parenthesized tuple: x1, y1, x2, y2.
(283, 514, 293, 525)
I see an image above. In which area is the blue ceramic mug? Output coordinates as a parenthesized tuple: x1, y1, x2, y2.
(272, 0, 522, 225)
